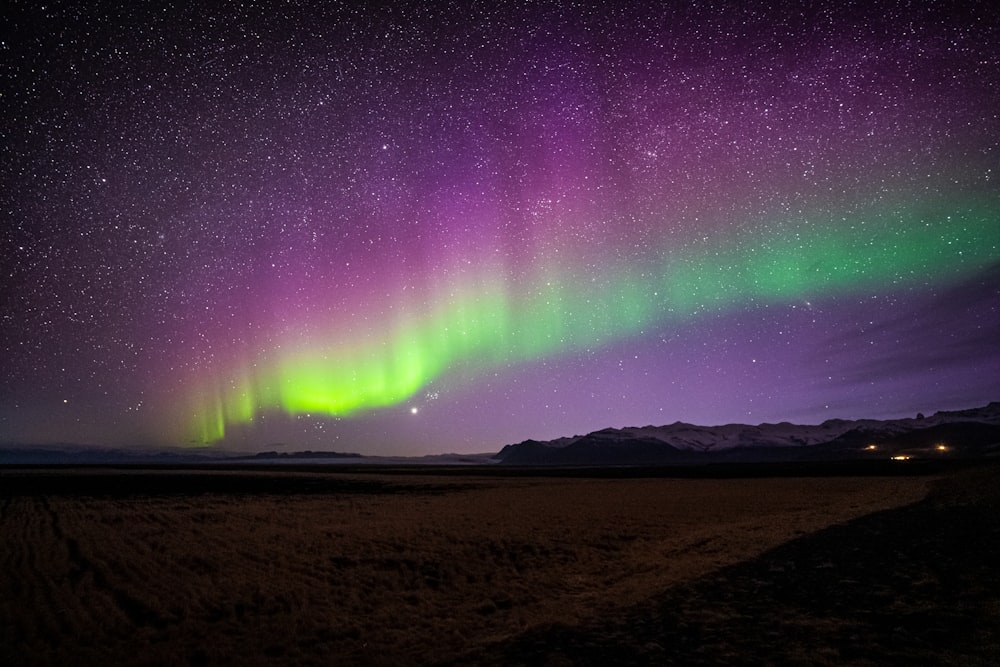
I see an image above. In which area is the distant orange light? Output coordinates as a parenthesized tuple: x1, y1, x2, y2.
(935, 444, 948, 452)
(864, 444, 878, 451)
(891, 455, 911, 461)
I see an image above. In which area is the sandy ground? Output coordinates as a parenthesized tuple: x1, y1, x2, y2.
(0, 467, 974, 665)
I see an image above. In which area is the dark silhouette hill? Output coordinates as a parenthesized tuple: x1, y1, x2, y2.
(496, 402, 1000, 465)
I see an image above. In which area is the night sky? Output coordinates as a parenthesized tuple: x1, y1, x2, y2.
(3, 1, 998, 455)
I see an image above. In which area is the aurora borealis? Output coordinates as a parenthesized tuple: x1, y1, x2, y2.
(3, 1, 999, 454)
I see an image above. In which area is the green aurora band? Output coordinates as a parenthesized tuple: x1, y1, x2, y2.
(184, 193, 998, 444)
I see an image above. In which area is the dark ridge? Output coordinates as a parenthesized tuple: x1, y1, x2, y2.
(238, 450, 363, 460)
(495, 410, 1000, 466)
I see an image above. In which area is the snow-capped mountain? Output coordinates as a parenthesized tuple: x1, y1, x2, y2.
(496, 402, 1000, 465)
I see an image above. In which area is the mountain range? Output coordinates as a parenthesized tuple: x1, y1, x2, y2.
(2, 402, 998, 466)
(494, 402, 1000, 465)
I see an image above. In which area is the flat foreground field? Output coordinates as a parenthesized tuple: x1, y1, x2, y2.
(1, 466, 997, 665)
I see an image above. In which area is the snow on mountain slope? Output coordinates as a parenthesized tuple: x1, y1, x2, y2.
(496, 402, 1000, 463)
(595, 403, 1000, 452)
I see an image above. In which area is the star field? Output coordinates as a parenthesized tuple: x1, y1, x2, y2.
(2, 1, 998, 454)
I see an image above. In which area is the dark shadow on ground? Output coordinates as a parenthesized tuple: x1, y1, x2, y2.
(446, 464, 1000, 666)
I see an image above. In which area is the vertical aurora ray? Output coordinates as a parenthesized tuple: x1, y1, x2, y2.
(183, 191, 998, 444)
(6, 0, 999, 454)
